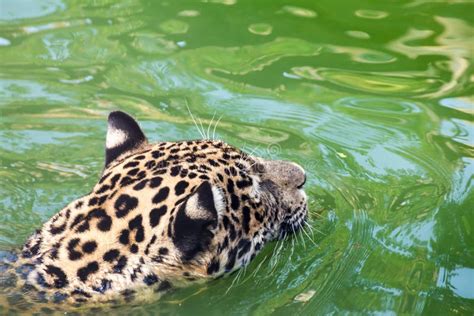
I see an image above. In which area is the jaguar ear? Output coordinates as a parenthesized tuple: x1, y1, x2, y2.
(173, 181, 224, 261)
(105, 111, 147, 167)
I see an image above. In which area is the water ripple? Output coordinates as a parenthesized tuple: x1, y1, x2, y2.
(0, 0, 473, 314)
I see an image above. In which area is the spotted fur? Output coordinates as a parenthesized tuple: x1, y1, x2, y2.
(0, 111, 307, 309)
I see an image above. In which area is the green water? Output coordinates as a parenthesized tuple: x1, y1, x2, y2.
(0, 0, 473, 314)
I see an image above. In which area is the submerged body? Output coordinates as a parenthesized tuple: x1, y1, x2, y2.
(0, 111, 307, 310)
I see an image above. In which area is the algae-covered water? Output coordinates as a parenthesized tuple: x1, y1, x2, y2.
(0, 0, 473, 314)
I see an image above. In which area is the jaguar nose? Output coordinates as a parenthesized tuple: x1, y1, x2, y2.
(297, 174, 306, 189)
(289, 162, 306, 189)
(259, 160, 307, 189)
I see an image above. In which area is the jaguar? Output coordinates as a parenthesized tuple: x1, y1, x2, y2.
(0, 111, 308, 311)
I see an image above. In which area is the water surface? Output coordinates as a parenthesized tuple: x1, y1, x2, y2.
(0, 0, 473, 314)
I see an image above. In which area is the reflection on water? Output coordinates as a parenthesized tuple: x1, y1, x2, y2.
(0, 0, 473, 314)
(438, 266, 474, 300)
(0, 0, 65, 21)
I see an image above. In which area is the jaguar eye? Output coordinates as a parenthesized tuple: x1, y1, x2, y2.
(252, 162, 265, 174)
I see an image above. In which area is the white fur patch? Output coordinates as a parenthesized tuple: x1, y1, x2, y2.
(248, 175, 261, 201)
(184, 194, 201, 219)
(184, 185, 225, 220)
(106, 126, 127, 149)
(211, 185, 225, 214)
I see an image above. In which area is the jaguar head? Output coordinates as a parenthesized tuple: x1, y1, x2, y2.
(101, 111, 309, 277)
(99, 111, 309, 277)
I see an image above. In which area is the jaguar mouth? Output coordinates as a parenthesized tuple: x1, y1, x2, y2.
(278, 212, 308, 240)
